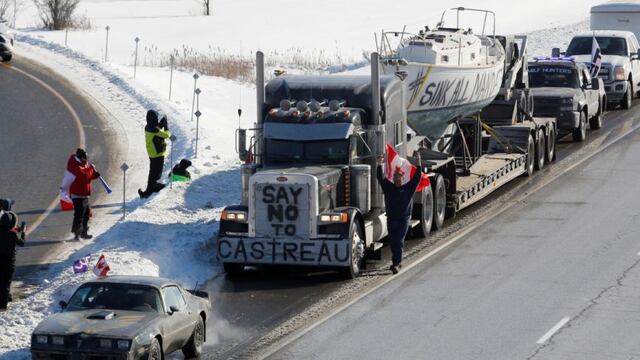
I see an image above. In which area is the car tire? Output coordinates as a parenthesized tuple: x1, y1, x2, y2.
(621, 81, 632, 110)
(535, 128, 546, 170)
(342, 219, 364, 279)
(572, 111, 586, 142)
(148, 338, 162, 360)
(412, 185, 433, 238)
(590, 105, 603, 130)
(182, 316, 205, 359)
(524, 134, 535, 177)
(546, 125, 556, 162)
(431, 174, 446, 230)
(1, 54, 11, 62)
(223, 263, 244, 277)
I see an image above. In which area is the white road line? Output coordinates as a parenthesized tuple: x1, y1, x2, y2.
(536, 317, 570, 344)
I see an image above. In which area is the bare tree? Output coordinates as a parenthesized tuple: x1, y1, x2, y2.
(0, 0, 11, 21)
(33, 0, 80, 29)
(202, 0, 210, 16)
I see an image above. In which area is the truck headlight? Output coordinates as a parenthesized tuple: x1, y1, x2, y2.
(35, 335, 48, 344)
(319, 212, 348, 224)
(99, 339, 113, 348)
(615, 66, 626, 81)
(117, 340, 131, 350)
(221, 211, 247, 222)
(51, 336, 64, 345)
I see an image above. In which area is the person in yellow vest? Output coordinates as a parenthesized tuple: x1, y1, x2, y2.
(139, 110, 171, 198)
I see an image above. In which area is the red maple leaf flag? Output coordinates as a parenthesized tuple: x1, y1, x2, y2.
(386, 144, 430, 192)
(93, 254, 111, 277)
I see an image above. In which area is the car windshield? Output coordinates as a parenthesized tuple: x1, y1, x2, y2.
(528, 66, 580, 88)
(567, 37, 628, 56)
(66, 283, 163, 312)
(265, 139, 349, 165)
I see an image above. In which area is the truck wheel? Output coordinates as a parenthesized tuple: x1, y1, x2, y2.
(621, 81, 632, 110)
(590, 106, 603, 130)
(182, 316, 204, 358)
(546, 126, 556, 162)
(524, 134, 535, 177)
(572, 112, 586, 142)
(431, 174, 446, 231)
(149, 338, 163, 360)
(412, 186, 433, 238)
(223, 263, 245, 276)
(1, 54, 11, 62)
(343, 219, 364, 279)
(535, 128, 546, 170)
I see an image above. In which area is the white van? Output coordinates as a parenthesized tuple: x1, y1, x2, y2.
(591, 3, 640, 40)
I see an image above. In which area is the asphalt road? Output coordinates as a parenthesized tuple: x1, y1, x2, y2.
(267, 118, 640, 359)
(0, 57, 114, 283)
(201, 101, 640, 359)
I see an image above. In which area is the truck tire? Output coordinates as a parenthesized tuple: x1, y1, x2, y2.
(413, 186, 433, 238)
(621, 81, 632, 110)
(590, 105, 603, 130)
(535, 128, 545, 170)
(524, 134, 535, 177)
(546, 126, 556, 162)
(572, 111, 586, 142)
(223, 263, 244, 276)
(1, 54, 11, 62)
(182, 316, 205, 358)
(149, 338, 163, 360)
(432, 174, 446, 231)
(342, 219, 365, 279)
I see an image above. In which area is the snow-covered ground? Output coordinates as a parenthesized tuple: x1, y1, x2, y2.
(0, 0, 618, 357)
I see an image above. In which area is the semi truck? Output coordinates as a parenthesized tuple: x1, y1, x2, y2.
(216, 37, 557, 279)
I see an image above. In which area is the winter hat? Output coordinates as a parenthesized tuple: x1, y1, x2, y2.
(178, 159, 192, 169)
(0, 211, 17, 230)
(76, 148, 88, 160)
(0, 198, 14, 211)
(146, 110, 159, 127)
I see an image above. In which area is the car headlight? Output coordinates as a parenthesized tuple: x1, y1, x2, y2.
(615, 66, 626, 81)
(99, 339, 113, 348)
(51, 336, 64, 345)
(117, 340, 131, 350)
(35, 335, 48, 344)
(221, 210, 247, 222)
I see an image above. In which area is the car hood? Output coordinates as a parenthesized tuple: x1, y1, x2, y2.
(572, 54, 626, 67)
(33, 310, 160, 338)
(531, 88, 577, 98)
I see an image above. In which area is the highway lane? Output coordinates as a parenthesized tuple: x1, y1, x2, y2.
(267, 118, 640, 359)
(203, 101, 640, 359)
(0, 57, 115, 283)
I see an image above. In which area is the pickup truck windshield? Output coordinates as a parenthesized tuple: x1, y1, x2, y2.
(567, 37, 628, 56)
(265, 139, 349, 165)
(528, 66, 580, 88)
(66, 283, 163, 312)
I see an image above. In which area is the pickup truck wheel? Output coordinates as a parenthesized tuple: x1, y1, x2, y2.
(149, 338, 162, 360)
(535, 129, 545, 170)
(546, 126, 556, 162)
(182, 316, 204, 358)
(413, 185, 433, 238)
(572, 112, 586, 142)
(342, 219, 364, 279)
(590, 106, 603, 130)
(1, 54, 11, 62)
(524, 134, 535, 176)
(621, 81, 632, 110)
(432, 174, 446, 231)
(223, 263, 244, 276)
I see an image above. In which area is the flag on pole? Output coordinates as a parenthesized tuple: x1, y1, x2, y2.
(590, 36, 602, 78)
(93, 254, 111, 277)
(385, 144, 430, 192)
(72, 254, 92, 274)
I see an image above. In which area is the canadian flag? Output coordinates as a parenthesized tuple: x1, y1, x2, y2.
(386, 144, 430, 192)
(93, 254, 111, 277)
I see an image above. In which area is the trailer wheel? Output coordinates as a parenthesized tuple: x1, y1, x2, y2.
(524, 134, 535, 177)
(589, 105, 603, 130)
(432, 174, 446, 231)
(572, 111, 587, 142)
(546, 126, 556, 162)
(535, 128, 546, 170)
(342, 219, 365, 279)
(223, 263, 245, 277)
(413, 186, 433, 238)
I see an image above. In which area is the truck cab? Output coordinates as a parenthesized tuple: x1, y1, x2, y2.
(565, 31, 640, 109)
(528, 57, 605, 142)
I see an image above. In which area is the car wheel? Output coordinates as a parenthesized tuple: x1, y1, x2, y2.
(342, 219, 364, 279)
(589, 105, 603, 130)
(182, 316, 205, 358)
(412, 185, 433, 238)
(546, 125, 556, 162)
(572, 111, 586, 142)
(223, 263, 244, 277)
(431, 174, 446, 230)
(1, 54, 11, 62)
(535, 128, 546, 170)
(621, 81, 632, 110)
(149, 338, 162, 360)
(524, 134, 535, 176)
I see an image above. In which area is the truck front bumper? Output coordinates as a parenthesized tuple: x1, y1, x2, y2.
(217, 236, 352, 267)
(556, 111, 581, 132)
(604, 80, 629, 103)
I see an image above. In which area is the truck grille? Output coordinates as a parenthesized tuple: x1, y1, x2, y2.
(596, 65, 611, 83)
(533, 98, 561, 117)
(254, 183, 310, 238)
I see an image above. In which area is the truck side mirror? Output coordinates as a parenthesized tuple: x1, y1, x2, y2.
(169, 305, 180, 315)
(59, 300, 67, 309)
(236, 128, 248, 162)
(551, 48, 561, 58)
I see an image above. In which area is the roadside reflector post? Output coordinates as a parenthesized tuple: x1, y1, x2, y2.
(65, 28, 68, 47)
(104, 25, 111, 63)
(190, 73, 200, 121)
(169, 55, 175, 100)
(169, 135, 176, 189)
(133, 37, 140, 79)
(120, 163, 129, 219)
(194, 109, 202, 159)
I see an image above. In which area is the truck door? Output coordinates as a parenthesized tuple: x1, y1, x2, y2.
(582, 68, 599, 116)
(630, 36, 640, 90)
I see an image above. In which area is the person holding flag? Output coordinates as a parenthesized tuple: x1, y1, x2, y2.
(377, 145, 430, 274)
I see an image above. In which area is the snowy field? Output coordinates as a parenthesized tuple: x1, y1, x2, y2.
(0, 0, 622, 357)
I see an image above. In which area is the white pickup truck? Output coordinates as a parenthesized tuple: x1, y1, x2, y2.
(565, 31, 640, 109)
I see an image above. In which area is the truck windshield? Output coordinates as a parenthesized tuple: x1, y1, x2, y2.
(66, 283, 163, 313)
(528, 66, 579, 88)
(265, 139, 349, 165)
(566, 37, 628, 56)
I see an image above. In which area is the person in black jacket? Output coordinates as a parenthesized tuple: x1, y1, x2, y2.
(376, 151, 422, 275)
(0, 211, 25, 311)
